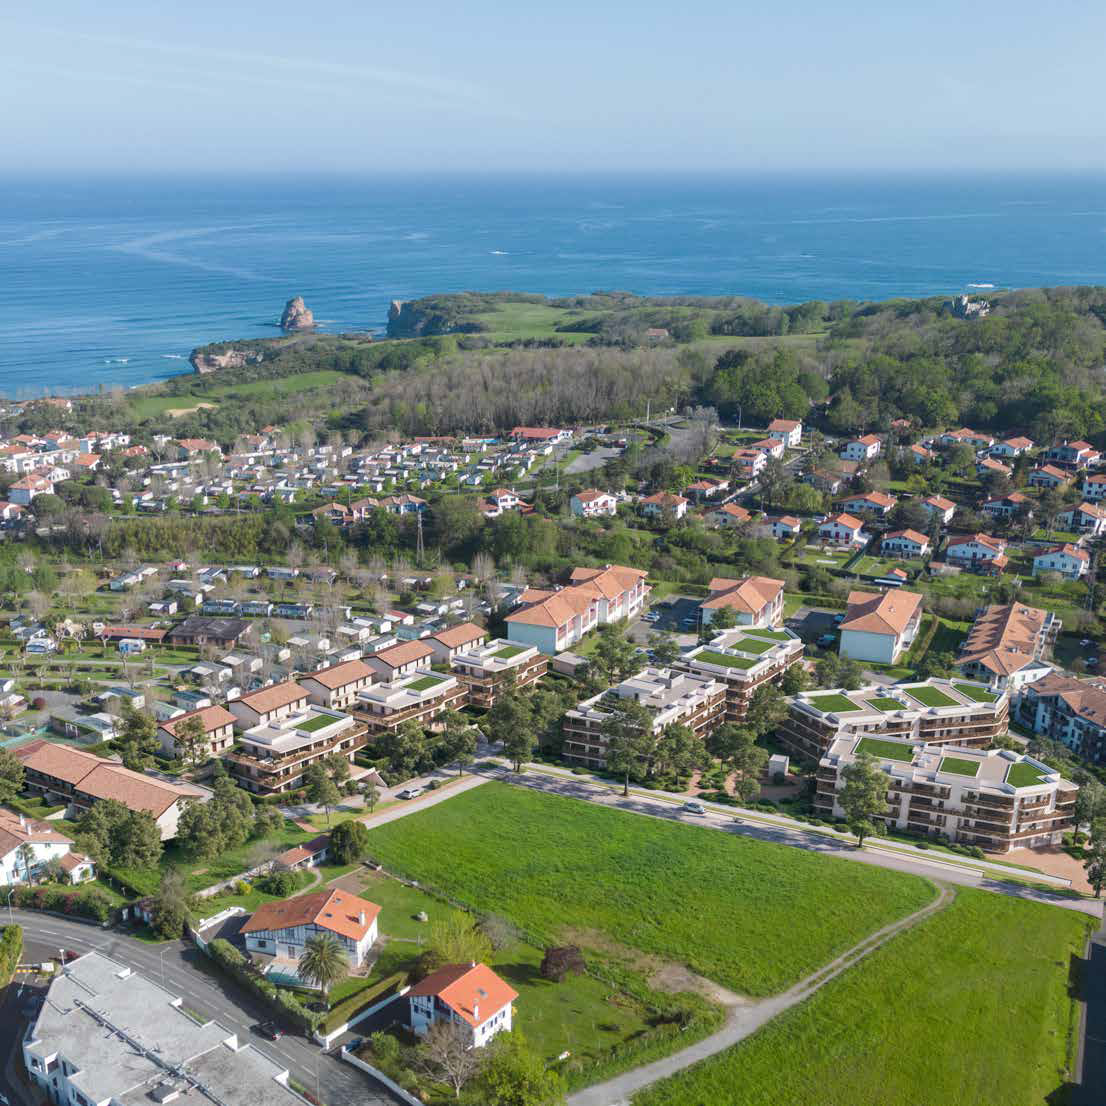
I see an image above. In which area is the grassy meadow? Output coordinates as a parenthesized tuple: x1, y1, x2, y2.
(632, 888, 1091, 1106)
(363, 781, 935, 996)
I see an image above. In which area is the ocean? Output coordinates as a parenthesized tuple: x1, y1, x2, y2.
(2, 171, 1106, 397)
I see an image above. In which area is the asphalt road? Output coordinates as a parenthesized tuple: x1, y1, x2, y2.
(2, 911, 402, 1106)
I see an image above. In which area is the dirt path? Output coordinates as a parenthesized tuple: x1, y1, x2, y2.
(567, 884, 955, 1106)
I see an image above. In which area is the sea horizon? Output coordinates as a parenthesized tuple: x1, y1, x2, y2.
(3, 169, 1106, 397)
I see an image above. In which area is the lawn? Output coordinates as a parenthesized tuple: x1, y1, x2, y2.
(939, 756, 980, 777)
(1006, 762, 1049, 788)
(632, 889, 1091, 1106)
(363, 782, 935, 997)
(864, 696, 907, 711)
(855, 737, 914, 761)
(728, 636, 775, 655)
(491, 644, 528, 659)
(902, 685, 959, 708)
(297, 712, 337, 732)
(742, 628, 793, 642)
(406, 674, 445, 692)
(694, 650, 757, 670)
(952, 682, 999, 703)
(806, 693, 862, 713)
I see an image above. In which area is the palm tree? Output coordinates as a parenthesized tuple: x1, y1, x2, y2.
(298, 933, 347, 1007)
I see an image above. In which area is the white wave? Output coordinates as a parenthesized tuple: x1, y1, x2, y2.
(490, 250, 509, 255)
(161, 353, 186, 360)
(966, 282, 995, 289)
(103, 357, 130, 364)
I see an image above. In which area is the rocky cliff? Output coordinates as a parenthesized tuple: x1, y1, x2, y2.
(280, 296, 315, 331)
(190, 346, 264, 374)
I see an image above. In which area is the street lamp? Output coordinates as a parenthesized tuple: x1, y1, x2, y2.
(6, 888, 14, 925)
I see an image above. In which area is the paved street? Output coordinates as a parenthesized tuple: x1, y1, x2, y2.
(2, 911, 402, 1106)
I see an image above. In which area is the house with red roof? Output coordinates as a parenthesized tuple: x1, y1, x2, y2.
(880, 529, 930, 558)
(818, 513, 866, 546)
(767, 418, 802, 448)
(699, 576, 784, 628)
(408, 962, 518, 1048)
(242, 889, 380, 969)
(946, 533, 1008, 574)
(1033, 544, 1089, 580)
(569, 489, 618, 517)
(841, 490, 897, 516)
(1057, 501, 1106, 537)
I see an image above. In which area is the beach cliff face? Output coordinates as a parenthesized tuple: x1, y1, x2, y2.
(190, 347, 262, 374)
(280, 296, 315, 331)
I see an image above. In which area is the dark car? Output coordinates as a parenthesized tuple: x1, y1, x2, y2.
(255, 1021, 284, 1041)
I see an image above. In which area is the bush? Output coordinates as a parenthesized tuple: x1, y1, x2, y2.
(571, 767, 588, 775)
(32, 697, 46, 710)
(235, 880, 253, 896)
(207, 938, 318, 1032)
(0, 925, 22, 986)
(257, 870, 299, 896)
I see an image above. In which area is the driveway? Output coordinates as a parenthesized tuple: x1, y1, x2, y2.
(563, 445, 621, 475)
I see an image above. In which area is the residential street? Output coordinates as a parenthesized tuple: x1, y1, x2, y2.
(1, 910, 403, 1106)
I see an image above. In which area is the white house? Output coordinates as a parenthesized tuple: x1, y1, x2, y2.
(909, 444, 935, 465)
(818, 513, 865, 545)
(699, 576, 784, 628)
(0, 808, 93, 885)
(768, 514, 803, 540)
(839, 589, 923, 664)
(1033, 544, 1090, 580)
(880, 529, 930, 558)
(976, 457, 1012, 479)
(241, 889, 380, 971)
(570, 489, 618, 517)
(980, 492, 1032, 520)
(8, 474, 53, 504)
(991, 436, 1034, 458)
(298, 658, 376, 710)
(1057, 502, 1106, 537)
(767, 418, 802, 448)
(408, 962, 518, 1049)
(946, 533, 1008, 572)
(227, 681, 310, 730)
(841, 491, 897, 516)
(938, 427, 994, 450)
(483, 488, 521, 518)
(1027, 464, 1070, 490)
(839, 435, 881, 462)
(639, 491, 688, 520)
(710, 502, 752, 528)
(1082, 474, 1106, 502)
(920, 495, 956, 524)
(731, 449, 768, 480)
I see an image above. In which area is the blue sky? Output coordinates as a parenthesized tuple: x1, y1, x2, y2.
(4, 1, 1105, 172)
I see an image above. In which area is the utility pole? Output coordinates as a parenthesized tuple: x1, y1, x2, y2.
(415, 509, 425, 567)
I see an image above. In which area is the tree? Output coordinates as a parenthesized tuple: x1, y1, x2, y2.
(540, 946, 586, 983)
(117, 701, 158, 771)
(706, 724, 767, 802)
(780, 664, 809, 696)
(601, 699, 656, 796)
(16, 842, 36, 883)
(364, 780, 380, 815)
(745, 683, 787, 738)
(652, 724, 705, 779)
(324, 751, 351, 788)
(151, 869, 191, 939)
(589, 624, 642, 685)
(438, 711, 477, 776)
(0, 748, 25, 805)
(839, 753, 888, 848)
(707, 606, 737, 632)
(298, 932, 347, 1006)
(488, 690, 534, 772)
(330, 819, 371, 864)
(173, 714, 208, 767)
(378, 720, 427, 780)
(177, 778, 256, 860)
(647, 631, 681, 667)
(421, 910, 494, 975)
(1085, 820, 1106, 898)
(1073, 778, 1105, 831)
(475, 1030, 566, 1106)
(417, 1021, 485, 1099)
(304, 764, 342, 827)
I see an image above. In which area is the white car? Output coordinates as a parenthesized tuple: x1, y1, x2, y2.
(682, 801, 705, 815)
(397, 787, 424, 800)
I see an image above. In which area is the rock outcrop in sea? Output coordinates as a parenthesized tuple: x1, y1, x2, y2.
(280, 296, 315, 331)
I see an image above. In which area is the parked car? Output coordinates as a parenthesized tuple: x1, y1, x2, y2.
(816, 633, 837, 647)
(682, 800, 705, 814)
(398, 786, 424, 800)
(255, 1021, 283, 1041)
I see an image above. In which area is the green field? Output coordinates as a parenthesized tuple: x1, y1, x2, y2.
(632, 889, 1091, 1106)
(363, 782, 934, 996)
(128, 370, 357, 418)
(469, 302, 593, 343)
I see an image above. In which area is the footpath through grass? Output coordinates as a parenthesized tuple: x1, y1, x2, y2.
(632, 888, 1091, 1106)
(364, 782, 934, 996)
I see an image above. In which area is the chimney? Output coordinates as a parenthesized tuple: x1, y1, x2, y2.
(359, 910, 366, 925)
(473, 1003, 479, 1021)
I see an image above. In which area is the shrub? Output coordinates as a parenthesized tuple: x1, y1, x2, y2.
(257, 870, 299, 896)
(235, 880, 253, 896)
(0, 925, 22, 986)
(541, 945, 586, 982)
(571, 767, 588, 775)
(32, 697, 46, 710)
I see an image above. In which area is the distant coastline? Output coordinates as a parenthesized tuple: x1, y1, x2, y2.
(3, 171, 1106, 396)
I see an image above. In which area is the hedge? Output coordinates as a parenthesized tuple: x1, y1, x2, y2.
(0, 925, 22, 986)
(9, 885, 114, 923)
(318, 970, 408, 1034)
(206, 938, 319, 1032)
